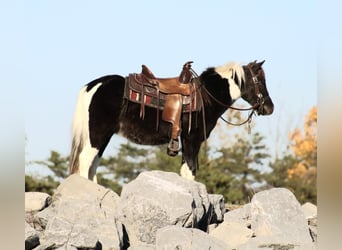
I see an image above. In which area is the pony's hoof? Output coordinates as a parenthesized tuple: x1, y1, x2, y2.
(167, 139, 180, 157)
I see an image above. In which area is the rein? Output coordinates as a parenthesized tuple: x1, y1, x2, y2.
(201, 64, 265, 131)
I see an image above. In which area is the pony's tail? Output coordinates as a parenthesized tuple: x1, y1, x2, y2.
(69, 86, 89, 175)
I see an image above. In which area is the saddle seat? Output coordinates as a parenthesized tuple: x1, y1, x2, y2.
(140, 65, 192, 96)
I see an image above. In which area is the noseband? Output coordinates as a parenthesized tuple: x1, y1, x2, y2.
(247, 65, 265, 114)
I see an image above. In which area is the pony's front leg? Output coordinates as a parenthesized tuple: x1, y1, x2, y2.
(180, 161, 195, 180)
(78, 142, 100, 182)
(180, 135, 201, 180)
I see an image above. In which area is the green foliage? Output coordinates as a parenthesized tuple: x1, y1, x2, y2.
(32, 150, 69, 178)
(25, 150, 69, 194)
(147, 145, 181, 173)
(25, 174, 59, 195)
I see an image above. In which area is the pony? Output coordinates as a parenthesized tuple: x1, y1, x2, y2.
(69, 60, 274, 182)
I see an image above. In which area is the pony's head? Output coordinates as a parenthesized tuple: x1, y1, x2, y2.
(241, 60, 274, 115)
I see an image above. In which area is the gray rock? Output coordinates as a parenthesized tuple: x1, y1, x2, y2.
(156, 225, 227, 250)
(301, 202, 317, 243)
(25, 192, 51, 212)
(301, 202, 317, 219)
(118, 171, 211, 246)
(250, 188, 312, 245)
(25, 222, 40, 250)
(209, 221, 253, 249)
(32, 208, 50, 232)
(224, 203, 251, 228)
(38, 174, 124, 250)
(308, 217, 317, 243)
(208, 194, 225, 223)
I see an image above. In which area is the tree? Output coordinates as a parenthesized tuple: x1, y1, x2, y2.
(25, 150, 69, 194)
(33, 150, 69, 179)
(288, 106, 317, 182)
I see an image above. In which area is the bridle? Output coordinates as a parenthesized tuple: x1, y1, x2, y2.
(202, 64, 265, 130)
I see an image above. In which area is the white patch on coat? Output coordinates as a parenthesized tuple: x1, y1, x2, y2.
(215, 62, 245, 101)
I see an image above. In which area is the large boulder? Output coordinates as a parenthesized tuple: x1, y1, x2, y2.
(117, 171, 216, 246)
(248, 188, 313, 245)
(36, 174, 125, 250)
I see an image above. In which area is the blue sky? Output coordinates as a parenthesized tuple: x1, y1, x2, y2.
(14, 1, 318, 172)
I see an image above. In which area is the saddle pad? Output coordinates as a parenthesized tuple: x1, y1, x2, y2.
(127, 89, 197, 112)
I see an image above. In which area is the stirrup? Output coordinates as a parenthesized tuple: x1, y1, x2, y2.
(167, 136, 181, 157)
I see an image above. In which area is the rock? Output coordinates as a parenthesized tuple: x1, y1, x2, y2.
(209, 221, 253, 249)
(308, 217, 317, 243)
(250, 188, 312, 245)
(25, 222, 40, 250)
(224, 203, 251, 228)
(208, 194, 225, 223)
(301, 202, 317, 243)
(301, 202, 317, 219)
(32, 207, 50, 232)
(118, 171, 211, 246)
(38, 174, 125, 250)
(25, 192, 51, 212)
(156, 225, 227, 250)
(25, 171, 316, 250)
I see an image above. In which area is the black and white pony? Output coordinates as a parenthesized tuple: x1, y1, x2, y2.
(69, 60, 274, 182)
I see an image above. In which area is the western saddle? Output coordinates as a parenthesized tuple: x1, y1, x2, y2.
(125, 61, 200, 156)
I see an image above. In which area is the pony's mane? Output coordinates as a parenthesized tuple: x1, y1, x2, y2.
(214, 62, 245, 87)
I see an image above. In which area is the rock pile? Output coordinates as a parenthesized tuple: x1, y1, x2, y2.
(25, 171, 317, 250)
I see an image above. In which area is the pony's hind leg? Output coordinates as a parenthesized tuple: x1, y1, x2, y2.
(78, 141, 100, 182)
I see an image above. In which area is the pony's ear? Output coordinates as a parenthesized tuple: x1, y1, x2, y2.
(258, 60, 265, 66)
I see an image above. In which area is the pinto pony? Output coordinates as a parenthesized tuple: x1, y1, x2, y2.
(69, 60, 274, 181)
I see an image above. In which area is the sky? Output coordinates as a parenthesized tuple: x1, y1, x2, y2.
(12, 1, 318, 173)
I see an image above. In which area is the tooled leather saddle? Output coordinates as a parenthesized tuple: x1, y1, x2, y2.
(124, 61, 201, 156)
